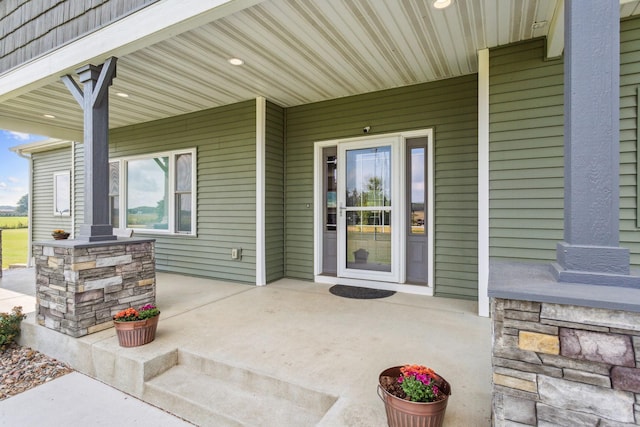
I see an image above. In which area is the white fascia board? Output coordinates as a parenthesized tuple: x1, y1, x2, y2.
(10, 138, 72, 155)
(0, 116, 83, 141)
(0, 0, 265, 102)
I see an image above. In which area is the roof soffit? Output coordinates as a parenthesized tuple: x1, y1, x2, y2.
(1, 0, 639, 139)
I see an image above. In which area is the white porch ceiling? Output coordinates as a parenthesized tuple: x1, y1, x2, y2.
(2, 0, 640, 140)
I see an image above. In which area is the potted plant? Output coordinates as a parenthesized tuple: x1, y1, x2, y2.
(51, 229, 70, 240)
(112, 304, 160, 347)
(377, 364, 451, 427)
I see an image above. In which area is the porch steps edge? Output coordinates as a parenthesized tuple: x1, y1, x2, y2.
(18, 313, 182, 397)
(143, 350, 338, 427)
(18, 313, 97, 376)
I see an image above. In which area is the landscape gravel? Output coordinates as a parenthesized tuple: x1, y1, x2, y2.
(0, 343, 72, 400)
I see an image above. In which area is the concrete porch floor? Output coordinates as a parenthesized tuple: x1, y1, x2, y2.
(0, 268, 491, 426)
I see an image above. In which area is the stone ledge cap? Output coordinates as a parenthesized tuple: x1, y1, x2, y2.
(489, 260, 640, 313)
(33, 237, 155, 248)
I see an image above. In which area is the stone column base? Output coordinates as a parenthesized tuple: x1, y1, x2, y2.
(33, 237, 155, 337)
(492, 298, 640, 425)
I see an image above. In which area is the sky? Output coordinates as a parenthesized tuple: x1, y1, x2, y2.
(0, 130, 46, 207)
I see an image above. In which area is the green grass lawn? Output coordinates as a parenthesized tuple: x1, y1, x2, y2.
(2, 228, 28, 269)
(0, 217, 28, 229)
(1, 217, 28, 269)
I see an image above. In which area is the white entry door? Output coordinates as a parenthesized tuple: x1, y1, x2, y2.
(337, 137, 401, 282)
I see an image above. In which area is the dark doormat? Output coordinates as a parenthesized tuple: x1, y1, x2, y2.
(329, 285, 396, 299)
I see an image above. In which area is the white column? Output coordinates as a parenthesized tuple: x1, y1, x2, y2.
(256, 97, 267, 286)
(478, 49, 490, 317)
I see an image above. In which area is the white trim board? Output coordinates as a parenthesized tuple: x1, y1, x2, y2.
(255, 96, 267, 286)
(478, 48, 490, 317)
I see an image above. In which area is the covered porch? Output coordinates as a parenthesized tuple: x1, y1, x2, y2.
(0, 268, 491, 426)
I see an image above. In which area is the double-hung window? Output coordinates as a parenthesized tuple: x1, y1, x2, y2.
(53, 171, 71, 216)
(109, 162, 120, 228)
(109, 149, 196, 235)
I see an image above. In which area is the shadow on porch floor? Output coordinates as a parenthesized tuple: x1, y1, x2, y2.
(1, 269, 491, 426)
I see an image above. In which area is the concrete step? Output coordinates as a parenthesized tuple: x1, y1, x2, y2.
(143, 350, 338, 427)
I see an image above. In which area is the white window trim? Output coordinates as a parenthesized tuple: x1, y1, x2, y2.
(53, 170, 71, 216)
(110, 148, 197, 236)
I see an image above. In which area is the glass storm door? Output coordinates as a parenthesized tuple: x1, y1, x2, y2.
(337, 138, 400, 281)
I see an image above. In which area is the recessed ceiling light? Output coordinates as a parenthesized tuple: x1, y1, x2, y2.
(433, 0, 452, 9)
(43, 114, 56, 119)
(228, 58, 244, 66)
(116, 92, 129, 98)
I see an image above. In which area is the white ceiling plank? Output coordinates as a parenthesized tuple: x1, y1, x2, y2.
(531, 0, 556, 39)
(497, 0, 514, 46)
(2, 0, 640, 137)
(483, 0, 499, 48)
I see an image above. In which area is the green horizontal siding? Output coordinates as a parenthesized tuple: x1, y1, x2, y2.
(490, 19, 640, 269)
(621, 17, 640, 268)
(32, 147, 72, 241)
(286, 76, 478, 299)
(109, 101, 257, 283)
(489, 38, 564, 262)
(73, 142, 84, 236)
(265, 101, 285, 282)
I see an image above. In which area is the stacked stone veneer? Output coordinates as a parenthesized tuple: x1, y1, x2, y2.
(492, 298, 640, 426)
(33, 239, 155, 338)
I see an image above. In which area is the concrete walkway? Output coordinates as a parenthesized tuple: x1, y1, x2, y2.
(0, 268, 492, 426)
(0, 268, 36, 313)
(0, 372, 193, 426)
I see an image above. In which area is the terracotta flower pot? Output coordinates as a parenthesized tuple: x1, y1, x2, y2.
(113, 315, 159, 347)
(377, 366, 451, 427)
